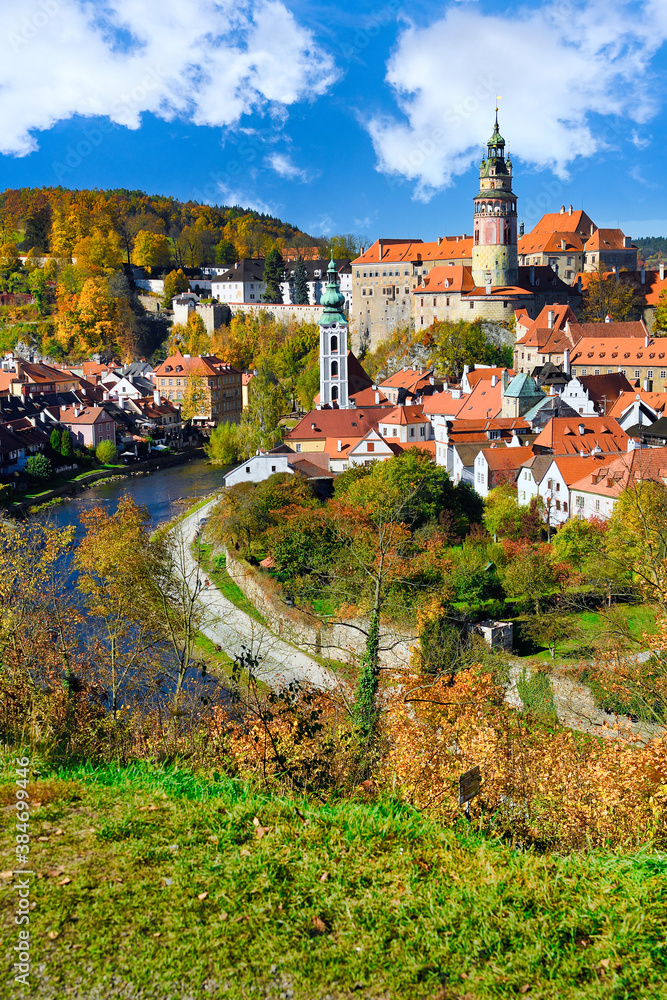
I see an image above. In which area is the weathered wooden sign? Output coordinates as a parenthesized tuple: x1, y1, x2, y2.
(458, 765, 482, 807)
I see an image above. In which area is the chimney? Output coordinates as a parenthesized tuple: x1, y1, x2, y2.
(378, 241, 383, 260)
(437, 237, 442, 246)
(311, 422, 316, 430)
(661, 262, 665, 281)
(569, 204, 573, 215)
(563, 348, 571, 375)
(561, 240, 566, 251)
(641, 267, 646, 284)
(491, 375, 498, 387)
(375, 391, 379, 404)
(501, 369, 509, 394)
(337, 439, 342, 452)
(578, 423, 585, 435)
(154, 388, 161, 406)
(645, 333, 650, 348)
(560, 205, 565, 214)
(103, 389, 109, 401)
(605, 314, 612, 323)
(624, 236, 632, 248)
(548, 309, 555, 329)
(590, 224, 595, 235)
(529, 265, 535, 286)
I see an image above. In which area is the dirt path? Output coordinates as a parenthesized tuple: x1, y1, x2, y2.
(178, 497, 337, 692)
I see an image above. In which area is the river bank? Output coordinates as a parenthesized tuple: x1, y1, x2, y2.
(4, 447, 209, 517)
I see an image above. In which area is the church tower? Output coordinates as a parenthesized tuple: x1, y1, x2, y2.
(318, 255, 351, 409)
(471, 110, 518, 288)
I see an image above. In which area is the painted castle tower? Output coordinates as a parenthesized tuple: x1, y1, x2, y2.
(318, 254, 351, 408)
(471, 110, 518, 288)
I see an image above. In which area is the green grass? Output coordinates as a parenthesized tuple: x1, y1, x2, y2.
(196, 544, 267, 625)
(514, 603, 658, 664)
(2, 760, 666, 999)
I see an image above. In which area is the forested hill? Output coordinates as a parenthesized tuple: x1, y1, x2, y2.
(634, 236, 667, 267)
(0, 187, 324, 267)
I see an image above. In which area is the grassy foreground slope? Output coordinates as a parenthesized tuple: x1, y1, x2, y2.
(2, 763, 666, 1000)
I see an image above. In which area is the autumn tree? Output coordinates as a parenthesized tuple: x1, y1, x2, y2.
(181, 374, 208, 422)
(239, 361, 286, 455)
(162, 268, 190, 309)
(652, 287, 667, 332)
(606, 479, 667, 607)
(134, 230, 172, 270)
(205, 422, 241, 465)
(75, 499, 160, 716)
(582, 266, 641, 322)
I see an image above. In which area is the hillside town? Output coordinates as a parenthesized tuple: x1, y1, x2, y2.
(4, 113, 667, 533)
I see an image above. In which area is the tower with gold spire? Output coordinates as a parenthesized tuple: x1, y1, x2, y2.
(318, 254, 351, 408)
(471, 109, 518, 288)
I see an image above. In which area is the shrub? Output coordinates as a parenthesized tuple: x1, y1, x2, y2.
(25, 454, 52, 480)
(60, 429, 72, 458)
(96, 439, 118, 464)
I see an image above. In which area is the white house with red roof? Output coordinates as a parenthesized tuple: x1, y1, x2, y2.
(473, 445, 535, 497)
(377, 405, 431, 445)
(569, 446, 667, 520)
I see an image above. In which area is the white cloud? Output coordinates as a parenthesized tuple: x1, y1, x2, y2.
(266, 152, 311, 181)
(215, 184, 279, 215)
(367, 0, 667, 200)
(0, 0, 337, 156)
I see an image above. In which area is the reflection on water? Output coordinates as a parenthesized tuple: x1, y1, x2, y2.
(35, 456, 233, 709)
(39, 457, 228, 540)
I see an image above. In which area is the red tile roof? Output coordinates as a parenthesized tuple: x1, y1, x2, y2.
(380, 405, 430, 426)
(585, 228, 635, 252)
(353, 237, 473, 266)
(570, 447, 667, 498)
(533, 416, 630, 455)
(480, 445, 534, 471)
(607, 389, 667, 419)
(548, 454, 609, 485)
(570, 337, 667, 368)
(285, 407, 387, 441)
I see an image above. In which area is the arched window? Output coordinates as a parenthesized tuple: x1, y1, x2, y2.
(331, 360, 339, 377)
(330, 334, 338, 352)
(331, 385, 338, 401)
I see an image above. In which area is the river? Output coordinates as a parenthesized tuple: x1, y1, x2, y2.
(38, 456, 229, 538)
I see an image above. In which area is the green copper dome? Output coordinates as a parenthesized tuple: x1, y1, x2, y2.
(318, 254, 347, 326)
(487, 109, 505, 152)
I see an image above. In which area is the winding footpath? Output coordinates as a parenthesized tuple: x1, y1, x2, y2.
(177, 496, 336, 691)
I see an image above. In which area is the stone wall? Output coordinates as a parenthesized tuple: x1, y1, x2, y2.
(225, 551, 416, 670)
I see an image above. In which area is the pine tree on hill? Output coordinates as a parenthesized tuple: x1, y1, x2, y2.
(293, 255, 309, 305)
(262, 247, 285, 304)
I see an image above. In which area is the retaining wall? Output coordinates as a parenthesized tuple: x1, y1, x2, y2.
(225, 550, 415, 670)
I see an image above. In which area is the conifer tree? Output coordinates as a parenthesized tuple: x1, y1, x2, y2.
(262, 248, 284, 304)
(293, 254, 309, 305)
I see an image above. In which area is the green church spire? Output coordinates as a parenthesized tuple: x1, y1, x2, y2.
(318, 253, 347, 326)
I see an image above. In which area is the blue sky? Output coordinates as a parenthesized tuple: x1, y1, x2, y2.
(1, 0, 666, 243)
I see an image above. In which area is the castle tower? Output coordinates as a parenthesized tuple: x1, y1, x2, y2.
(318, 254, 351, 408)
(472, 109, 518, 288)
